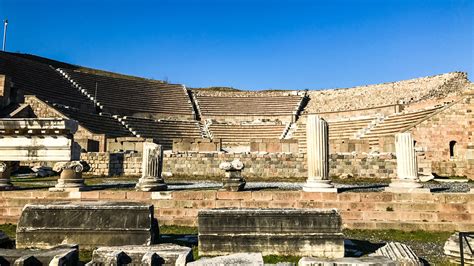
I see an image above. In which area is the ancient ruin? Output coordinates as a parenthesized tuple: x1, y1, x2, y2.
(303, 115, 336, 192)
(136, 142, 167, 191)
(0, 51, 473, 264)
(219, 159, 246, 191)
(198, 208, 344, 258)
(16, 202, 158, 249)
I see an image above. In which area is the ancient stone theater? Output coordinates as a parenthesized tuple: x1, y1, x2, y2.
(0, 51, 473, 234)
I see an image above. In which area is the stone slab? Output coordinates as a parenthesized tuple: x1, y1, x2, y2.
(0, 136, 73, 161)
(88, 244, 193, 266)
(188, 253, 263, 266)
(16, 201, 159, 249)
(444, 232, 474, 265)
(370, 242, 422, 266)
(0, 246, 78, 265)
(198, 208, 344, 258)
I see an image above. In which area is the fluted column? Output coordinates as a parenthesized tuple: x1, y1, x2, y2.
(0, 162, 14, 190)
(386, 133, 428, 193)
(303, 115, 336, 192)
(136, 142, 167, 191)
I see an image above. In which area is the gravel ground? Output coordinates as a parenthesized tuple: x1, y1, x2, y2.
(11, 178, 472, 193)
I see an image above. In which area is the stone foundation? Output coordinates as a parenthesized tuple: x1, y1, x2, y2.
(1, 190, 473, 232)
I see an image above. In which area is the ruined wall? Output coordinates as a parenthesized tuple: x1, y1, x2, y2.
(0, 75, 11, 109)
(24, 95, 107, 152)
(80, 152, 141, 176)
(409, 93, 474, 179)
(78, 151, 400, 180)
(1, 190, 473, 232)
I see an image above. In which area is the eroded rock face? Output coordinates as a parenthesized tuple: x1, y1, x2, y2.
(16, 202, 159, 249)
(198, 208, 344, 258)
(188, 253, 263, 266)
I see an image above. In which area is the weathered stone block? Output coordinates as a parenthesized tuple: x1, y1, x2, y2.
(0, 245, 78, 265)
(89, 244, 193, 266)
(198, 208, 344, 258)
(16, 202, 158, 249)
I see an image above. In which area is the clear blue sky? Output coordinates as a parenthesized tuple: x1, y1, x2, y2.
(0, 0, 472, 90)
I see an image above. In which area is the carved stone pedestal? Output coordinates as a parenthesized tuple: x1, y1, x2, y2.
(220, 160, 246, 192)
(0, 162, 14, 191)
(49, 161, 87, 192)
(136, 143, 167, 192)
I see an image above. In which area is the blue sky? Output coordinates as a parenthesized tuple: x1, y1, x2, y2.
(0, 0, 472, 90)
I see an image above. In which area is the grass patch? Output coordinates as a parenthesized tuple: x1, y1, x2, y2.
(263, 255, 301, 264)
(0, 223, 17, 239)
(79, 250, 93, 263)
(160, 225, 198, 235)
(344, 229, 453, 244)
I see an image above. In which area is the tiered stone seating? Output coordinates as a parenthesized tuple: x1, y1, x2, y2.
(360, 107, 442, 146)
(61, 69, 195, 118)
(194, 91, 304, 120)
(208, 122, 287, 146)
(0, 52, 95, 110)
(292, 117, 377, 153)
(305, 72, 468, 113)
(56, 106, 133, 138)
(121, 117, 204, 150)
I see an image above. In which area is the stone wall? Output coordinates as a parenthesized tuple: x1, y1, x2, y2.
(1, 190, 473, 232)
(172, 138, 221, 152)
(409, 94, 474, 179)
(77, 151, 400, 180)
(250, 139, 299, 153)
(80, 152, 141, 176)
(0, 74, 11, 109)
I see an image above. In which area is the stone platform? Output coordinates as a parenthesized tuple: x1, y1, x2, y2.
(16, 201, 159, 249)
(198, 208, 344, 258)
(0, 245, 78, 265)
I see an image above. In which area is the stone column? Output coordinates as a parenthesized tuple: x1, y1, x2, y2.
(0, 162, 14, 190)
(50, 161, 87, 192)
(386, 133, 429, 193)
(303, 115, 336, 192)
(136, 142, 167, 191)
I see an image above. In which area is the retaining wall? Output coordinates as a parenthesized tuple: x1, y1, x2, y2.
(1, 190, 473, 232)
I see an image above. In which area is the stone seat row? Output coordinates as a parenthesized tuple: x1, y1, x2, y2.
(120, 117, 204, 150)
(61, 69, 195, 116)
(208, 123, 287, 145)
(292, 116, 378, 152)
(361, 106, 442, 146)
(194, 94, 303, 116)
(0, 53, 95, 110)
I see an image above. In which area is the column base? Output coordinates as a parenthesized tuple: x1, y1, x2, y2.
(221, 178, 246, 192)
(303, 179, 337, 193)
(385, 179, 430, 193)
(135, 178, 167, 192)
(49, 178, 87, 192)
